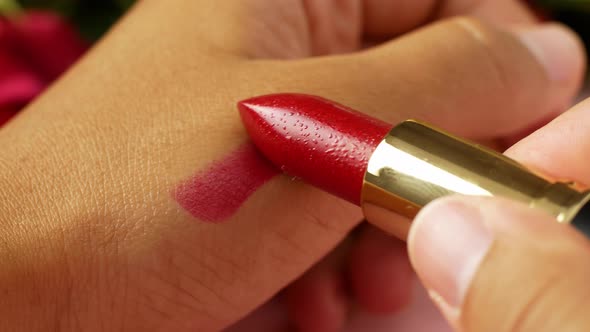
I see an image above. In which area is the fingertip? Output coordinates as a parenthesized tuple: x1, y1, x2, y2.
(514, 23, 586, 108)
(283, 269, 349, 332)
(517, 23, 586, 84)
(411, 197, 590, 331)
(349, 227, 413, 314)
(408, 196, 495, 309)
(504, 97, 590, 182)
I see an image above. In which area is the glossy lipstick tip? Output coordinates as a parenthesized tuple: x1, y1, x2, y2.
(238, 93, 392, 205)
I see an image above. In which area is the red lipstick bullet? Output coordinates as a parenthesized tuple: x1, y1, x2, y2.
(238, 94, 391, 205)
(239, 94, 590, 239)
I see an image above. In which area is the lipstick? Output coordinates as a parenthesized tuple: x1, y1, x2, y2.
(239, 93, 590, 240)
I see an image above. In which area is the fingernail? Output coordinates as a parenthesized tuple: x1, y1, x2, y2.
(515, 23, 584, 83)
(408, 197, 494, 309)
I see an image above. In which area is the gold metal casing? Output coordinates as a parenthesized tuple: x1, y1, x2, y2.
(361, 120, 590, 240)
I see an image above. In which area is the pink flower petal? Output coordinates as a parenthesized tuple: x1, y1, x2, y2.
(0, 109, 18, 126)
(0, 72, 44, 107)
(0, 18, 45, 125)
(11, 11, 88, 82)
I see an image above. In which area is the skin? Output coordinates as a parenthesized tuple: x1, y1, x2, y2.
(0, 0, 584, 331)
(408, 99, 590, 331)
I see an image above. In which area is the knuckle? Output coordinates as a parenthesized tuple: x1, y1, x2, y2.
(451, 15, 544, 91)
(452, 17, 512, 83)
(448, 16, 491, 38)
(464, 246, 590, 332)
(450, 16, 528, 105)
(507, 266, 590, 332)
(507, 269, 562, 332)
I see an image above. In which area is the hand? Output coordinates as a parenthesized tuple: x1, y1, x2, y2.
(409, 98, 590, 331)
(0, 0, 583, 331)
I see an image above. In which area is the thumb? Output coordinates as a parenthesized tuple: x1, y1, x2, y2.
(269, 19, 585, 140)
(408, 196, 590, 332)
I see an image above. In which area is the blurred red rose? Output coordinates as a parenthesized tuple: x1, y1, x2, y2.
(0, 11, 87, 127)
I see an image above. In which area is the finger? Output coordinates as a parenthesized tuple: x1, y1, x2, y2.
(348, 226, 413, 313)
(282, 237, 354, 332)
(283, 266, 349, 332)
(409, 196, 590, 331)
(505, 98, 590, 183)
(495, 114, 554, 150)
(301, 0, 363, 54)
(265, 19, 585, 139)
(362, 0, 535, 38)
(302, 0, 535, 55)
(163, 0, 535, 58)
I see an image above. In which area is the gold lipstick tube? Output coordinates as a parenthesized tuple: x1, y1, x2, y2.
(361, 120, 590, 240)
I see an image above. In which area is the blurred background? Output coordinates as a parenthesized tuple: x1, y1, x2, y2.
(1, 0, 589, 126)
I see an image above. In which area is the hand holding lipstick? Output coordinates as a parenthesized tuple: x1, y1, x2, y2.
(0, 0, 585, 331)
(408, 100, 590, 331)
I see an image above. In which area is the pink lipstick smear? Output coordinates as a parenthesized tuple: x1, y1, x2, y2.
(174, 143, 279, 222)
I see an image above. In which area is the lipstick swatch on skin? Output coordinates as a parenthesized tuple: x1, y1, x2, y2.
(174, 143, 279, 222)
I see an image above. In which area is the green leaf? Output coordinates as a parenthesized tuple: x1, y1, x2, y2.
(536, 0, 590, 12)
(115, 0, 135, 10)
(70, 1, 128, 41)
(0, 0, 22, 14)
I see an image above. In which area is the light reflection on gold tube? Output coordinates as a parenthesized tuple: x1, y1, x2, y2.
(361, 120, 590, 241)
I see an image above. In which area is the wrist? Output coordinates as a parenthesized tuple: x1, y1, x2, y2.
(0, 165, 87, 330)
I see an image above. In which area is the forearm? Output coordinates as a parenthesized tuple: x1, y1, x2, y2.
(0, 2, 244, 330)
(0, 1, 334, 330)
(0, 165, 79, 331)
